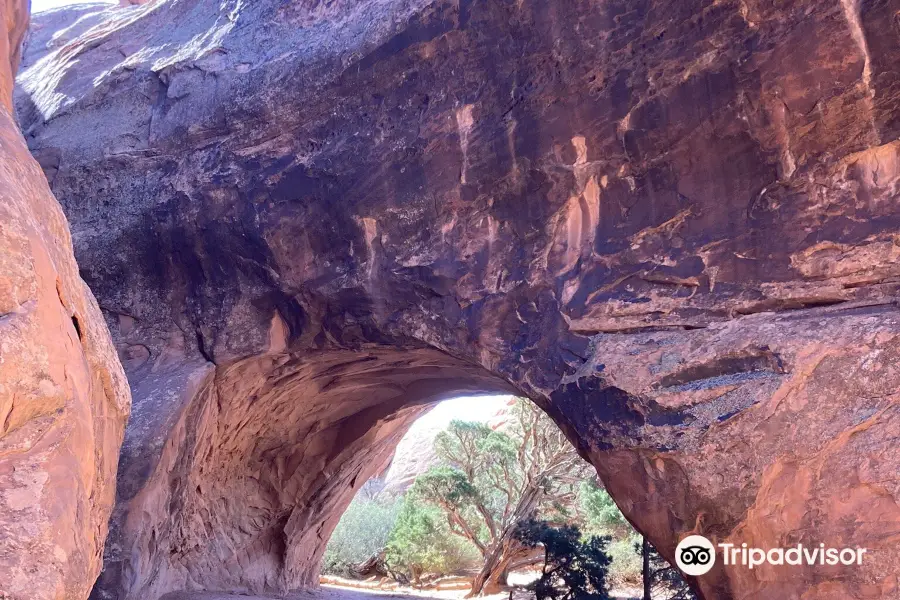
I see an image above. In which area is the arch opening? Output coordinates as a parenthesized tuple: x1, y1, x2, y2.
(93, 334, 696, 600)
(319, 394, 692, 600)
(91, 347, 538, 600)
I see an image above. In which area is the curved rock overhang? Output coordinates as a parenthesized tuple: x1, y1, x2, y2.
(12, 0, 900, 599)
(96, 346, 518, 599)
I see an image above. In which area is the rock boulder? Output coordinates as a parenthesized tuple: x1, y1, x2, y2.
(0, 1, 130, 598)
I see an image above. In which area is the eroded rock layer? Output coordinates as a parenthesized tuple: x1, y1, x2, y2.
(14, 0, 900, 599)
(0, 1, 131, 599)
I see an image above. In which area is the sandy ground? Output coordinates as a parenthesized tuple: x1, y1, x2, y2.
(161, 586, 466, 600)
(160, 583, 642, 600)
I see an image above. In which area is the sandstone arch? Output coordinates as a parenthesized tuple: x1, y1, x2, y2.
(94, 348, 524, 598)
(12, 0, 900, 599)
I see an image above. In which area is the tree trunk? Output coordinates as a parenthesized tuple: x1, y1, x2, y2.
(467, 534, 531, 596)
(468, 482, 543, 597)
(642, 536, 652, 600)
(352, 549, 387, 578)
(468, 541, 509, 596)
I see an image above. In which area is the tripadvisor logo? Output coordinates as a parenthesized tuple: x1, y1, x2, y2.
(674, 535, 868, 576)
(676, 535, 716, 576)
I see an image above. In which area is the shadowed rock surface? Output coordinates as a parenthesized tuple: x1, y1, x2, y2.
(13, 0, 900, 599)
(0, 1, 131, 599)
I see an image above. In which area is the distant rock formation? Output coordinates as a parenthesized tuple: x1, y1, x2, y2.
(12, 0, 900, 599)
(381, 395, 514, 493)
(0, 1, 130, 599)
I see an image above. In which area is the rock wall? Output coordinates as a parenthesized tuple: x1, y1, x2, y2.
(0, 1, 131, 599)
(14, 0, 900, 599)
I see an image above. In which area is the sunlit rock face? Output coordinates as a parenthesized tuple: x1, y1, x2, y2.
(381, 395, 513, 494)
(0, 1, 131, 599)
(15, 0, 900, 599)
(19, 2, 119, 71)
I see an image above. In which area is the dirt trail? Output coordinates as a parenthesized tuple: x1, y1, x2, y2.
(161, 586, 456, 600)
(160, 583, 642, 600)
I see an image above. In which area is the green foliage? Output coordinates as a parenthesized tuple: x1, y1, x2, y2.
(384, 493, 480, 581)
(429, 401, 589, 532)
(322, 494, 401, 576)
(435, 421, 498, 467)
(516, 520, 613, 600)
(326, 399, 605, 592)
(411, 465, 479, 509)
(434, 420, 521, 517)
(606, 536, 642, 585)
(579, 480, 629, 537)
(578, 479, 695, 595)
(420, 400, 591, 594)
(578, 479, 643, 585)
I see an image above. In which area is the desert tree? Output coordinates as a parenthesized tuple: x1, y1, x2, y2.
(409, 399, 590, 596)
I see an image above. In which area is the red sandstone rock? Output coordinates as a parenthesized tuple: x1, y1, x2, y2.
(11, 1, 900, 599)
(0, 2, 130, 598)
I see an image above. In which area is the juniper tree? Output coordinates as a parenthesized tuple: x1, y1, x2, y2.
(409, 400, 589, 596)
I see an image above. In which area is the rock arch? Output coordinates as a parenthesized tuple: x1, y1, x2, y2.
(96, 348, 522, 598)
(10, 0, 900, 599)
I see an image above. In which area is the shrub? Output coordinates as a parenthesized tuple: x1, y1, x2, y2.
(579, 480, 630, 538)
(410, 400, 591, 595)
(515, 520, 613, 600)
(322, 494, 401, 576)
(578, 480, 642, 585)
(384, 493, 481, 583)
(606, 535, 643, 586)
